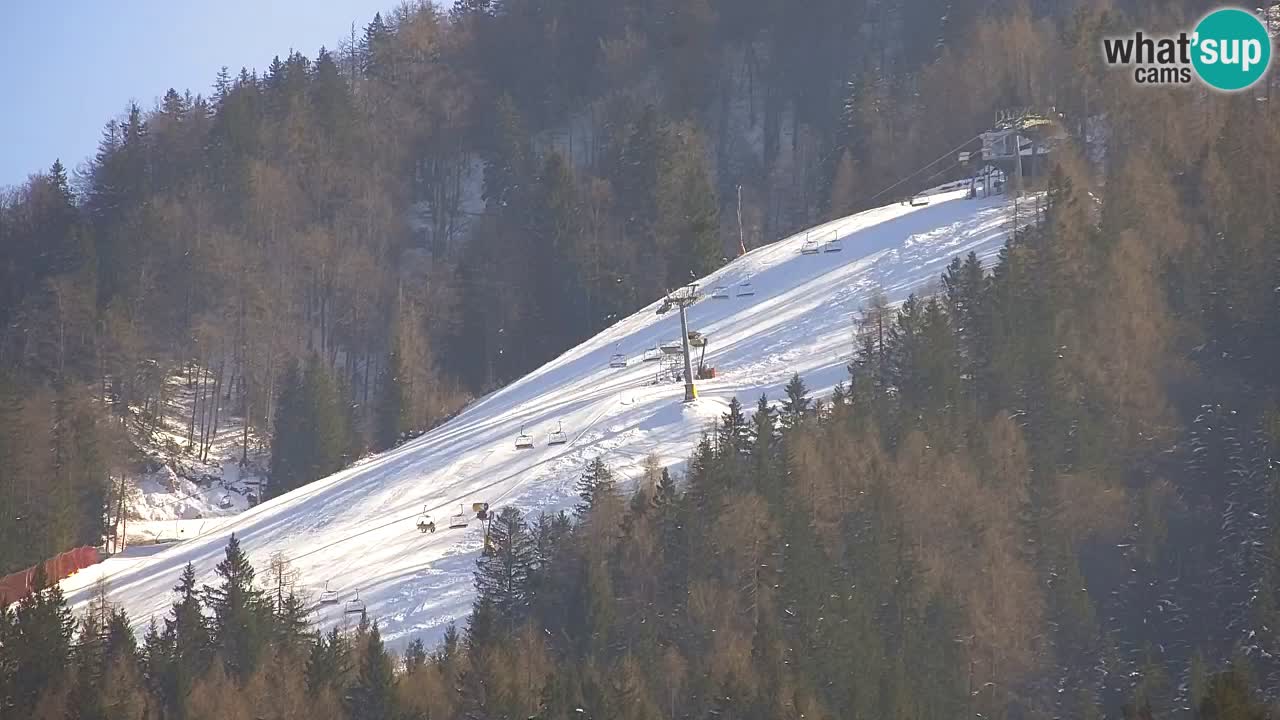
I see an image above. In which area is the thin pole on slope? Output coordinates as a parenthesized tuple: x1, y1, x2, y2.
(737, 185, 747, 257)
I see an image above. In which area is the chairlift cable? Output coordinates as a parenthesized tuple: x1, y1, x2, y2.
(865, 133, 984, 206)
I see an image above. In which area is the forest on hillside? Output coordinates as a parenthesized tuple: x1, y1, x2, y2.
(4, 0, 1280, 716)
(0, 0, 1100, 572)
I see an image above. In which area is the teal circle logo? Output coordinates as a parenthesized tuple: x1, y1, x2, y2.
(1192, 8, 1272, 91)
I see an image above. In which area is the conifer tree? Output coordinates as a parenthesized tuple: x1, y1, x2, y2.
(270, 356, 354, 496)
(482, 94, 533, 212)
(269, 363, 307, 495)
(145, 562, 211, 718)
(654, 468, 678, 509)
(6, 567, 75, 714)
(473, 506, 537, 634)
(344, 622, 397, 720)
(376, 347, 409, 451)
(403, 638, 427, 674)
(306, 626, 352, 695)
(272, 593, 311, 652)
(203, 534, 269, 680)
(575, 458, 618, 520)
(781, 373, 811, 428)
(717, 397, 750, 458)
(657, 122, 721, 289)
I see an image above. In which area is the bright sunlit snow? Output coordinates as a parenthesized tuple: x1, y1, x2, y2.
(64, 188, 1019, 650)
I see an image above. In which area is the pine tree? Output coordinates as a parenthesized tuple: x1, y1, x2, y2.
(942, 252, 989, 399)
(203, 534, 269, 680)
(304, 353, 354, 478)
(361, 12, 393, 81)
(655, 468, 679, 510)
(269, 363, 306, 495)
(273, 593, 311, 651)
(717, 397, 750, 458)
(576, 458, 618, 520)
(147, 562, 211, 718)
(403, 638, 427, 674)
(527, 151, 586, 356)
(482, 94, 533, 212)
(270, 356, 354, 496)
(885, 294, 926, 402)
(306, 626, 352, 695)
(345, 622, 397, 720)
(781, 373, 810, 428)
(376, 347, 409, 451)
(473, 506, 537, 635)
(657, 122, 721, 289)
(6, 567, 75, 714)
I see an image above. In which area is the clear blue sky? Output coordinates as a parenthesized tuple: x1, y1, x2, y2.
(0, 1, 391, 188)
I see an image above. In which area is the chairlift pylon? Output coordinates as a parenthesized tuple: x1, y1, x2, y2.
(515, 424, 534, 450)
(547, 422, 569, 446)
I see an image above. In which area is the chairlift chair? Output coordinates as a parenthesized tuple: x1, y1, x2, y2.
(736, 282, 755, 297)
(344, 590, 366, 615)
(823, 235, 843, 253)
(609, 353, 628, 369)
(660, 342, 683, 355)
(515, 425, 535, 450)
(448, 505, 470, 530)
(711, 286, 730, 299)
(642, 348, 661, 362)
(318, 582, 339, 606)
(547, 422, 569, 446)
(416, 506, 436, 534)
(800, 239, 821, 255)
(909, 195, 930, 206)
(472, 502, 490, 521)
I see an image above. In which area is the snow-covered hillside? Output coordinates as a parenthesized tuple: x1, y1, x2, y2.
(64, 189, 1019, 649)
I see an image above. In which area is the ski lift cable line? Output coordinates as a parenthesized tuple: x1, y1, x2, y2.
(865, 133, 984, 206)
(281, 388, 619, 565)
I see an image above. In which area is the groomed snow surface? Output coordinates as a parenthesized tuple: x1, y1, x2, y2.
(64, 189, 1018, 650)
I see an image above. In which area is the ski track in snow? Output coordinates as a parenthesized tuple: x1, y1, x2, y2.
(63, 189, 1017, 650)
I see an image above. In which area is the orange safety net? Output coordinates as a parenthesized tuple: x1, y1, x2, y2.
(0, 546, 101, 605)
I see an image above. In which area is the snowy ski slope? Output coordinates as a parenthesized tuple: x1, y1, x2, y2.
(64, 189, 1018, 649)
